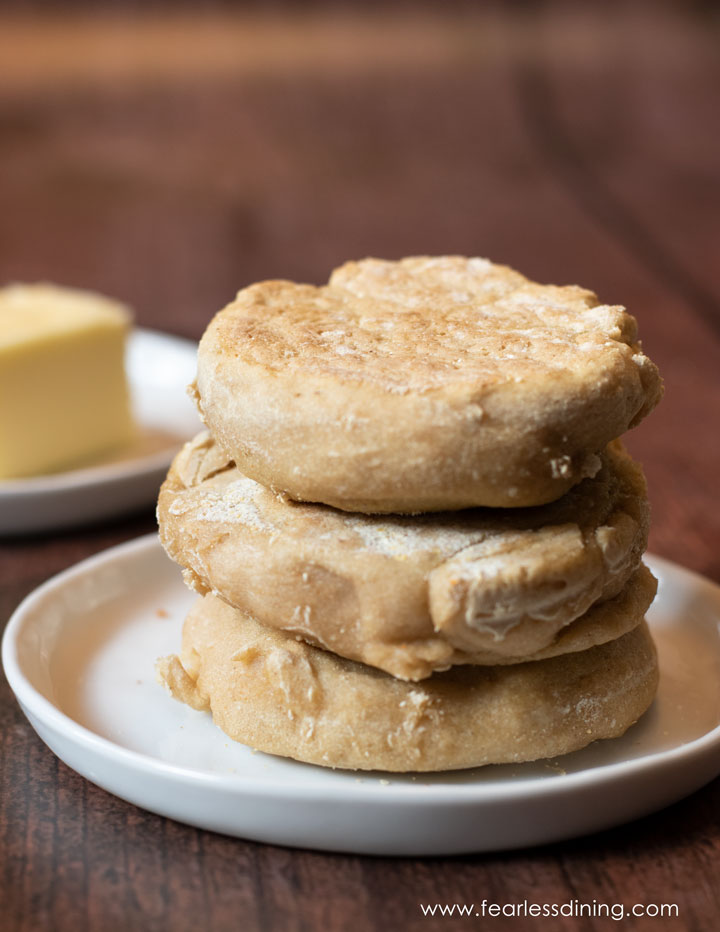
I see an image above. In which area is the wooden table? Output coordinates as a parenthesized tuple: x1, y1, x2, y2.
(1, 4, 718, 929)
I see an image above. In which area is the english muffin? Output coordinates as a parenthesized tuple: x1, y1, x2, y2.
(157, 595, 659, 772)
(158, 432, 654, 680)
(193, 256, 662, 512)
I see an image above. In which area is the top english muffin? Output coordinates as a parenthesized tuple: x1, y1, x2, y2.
(194, 256, 662, 513)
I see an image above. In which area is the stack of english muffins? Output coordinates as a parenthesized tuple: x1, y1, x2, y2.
(157, 256, 663, 772)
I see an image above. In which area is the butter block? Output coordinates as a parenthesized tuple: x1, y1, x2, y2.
(0, 284, 135, 478)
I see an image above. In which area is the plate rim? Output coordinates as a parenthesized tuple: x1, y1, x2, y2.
(4, 534, 720, 806)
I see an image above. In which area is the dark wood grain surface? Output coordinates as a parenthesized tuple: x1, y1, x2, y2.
(1, 3, 719, 930)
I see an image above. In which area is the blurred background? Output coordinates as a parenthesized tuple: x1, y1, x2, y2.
(1, 0, 719, 573)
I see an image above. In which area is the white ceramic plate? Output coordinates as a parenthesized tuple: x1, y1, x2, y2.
(0, 329, 201, 534)
(3, 538, 720, 856)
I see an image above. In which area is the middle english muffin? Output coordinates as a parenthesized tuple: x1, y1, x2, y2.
(158, 431, 655, 681)
(193, 256, 662, 513)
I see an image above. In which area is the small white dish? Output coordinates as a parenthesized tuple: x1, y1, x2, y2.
(3, 538, 720, 856)
(0, 329, 201, 534)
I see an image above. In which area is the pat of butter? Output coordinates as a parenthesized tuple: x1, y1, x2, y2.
(0, 284, 135, 479)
